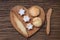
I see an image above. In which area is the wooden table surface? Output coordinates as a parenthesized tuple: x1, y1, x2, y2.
(0, 0, 60, 40)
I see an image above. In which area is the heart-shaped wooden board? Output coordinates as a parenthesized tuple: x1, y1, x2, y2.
(10, 5, 45, 38)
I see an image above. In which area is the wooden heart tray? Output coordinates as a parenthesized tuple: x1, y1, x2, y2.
(10, 5, 45, 38)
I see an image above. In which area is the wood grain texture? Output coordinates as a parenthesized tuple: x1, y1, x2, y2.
(0, 0, 60, 40)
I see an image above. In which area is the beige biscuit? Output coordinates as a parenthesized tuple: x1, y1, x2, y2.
(14, 14, 28, 37)
(32, 17, 42, 27)
(29, 7, 40, 17)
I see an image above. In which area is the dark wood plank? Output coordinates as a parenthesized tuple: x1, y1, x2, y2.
(0, 0, 60, 40)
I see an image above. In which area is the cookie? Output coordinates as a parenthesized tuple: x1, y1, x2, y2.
(29, 6, 40, 17)
(32, 17, 42, 27)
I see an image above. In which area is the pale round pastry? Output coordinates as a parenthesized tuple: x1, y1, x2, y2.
(32, 17, 42, 27)
(29, 6, 40, 17)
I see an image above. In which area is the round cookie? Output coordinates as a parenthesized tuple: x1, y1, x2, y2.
(29, 6, 40, 17)
(32, 17, 42, 27)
